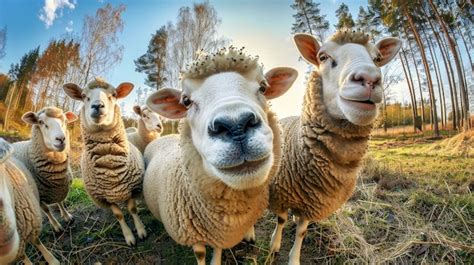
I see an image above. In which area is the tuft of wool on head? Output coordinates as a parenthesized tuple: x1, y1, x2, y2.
(37, 106, 65, 119)
(85, 77, 115, 93)
(180, 46, 263, 80)
(329, 29, 371, 45)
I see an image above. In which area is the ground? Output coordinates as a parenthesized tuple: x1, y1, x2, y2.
(15, 131, 474, 264)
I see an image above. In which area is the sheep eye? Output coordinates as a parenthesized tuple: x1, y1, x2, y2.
(258, 81, 268, 94)
(319, 53, 328, 62)
(374, 56, 382, 63)
(181, 95, 193, 109)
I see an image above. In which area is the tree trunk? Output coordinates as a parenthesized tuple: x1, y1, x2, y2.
(427, 36, 447, 128)
(400, 51, 418, 132)
(423, 27, 445, 129)
(455, 24, 473, 72)
(403, 4, 439, 136)
(428, 0, 470, 130)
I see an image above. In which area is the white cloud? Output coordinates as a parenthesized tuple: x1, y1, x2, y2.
(39, 0, 75, 28)
(65, 20, 73, 32)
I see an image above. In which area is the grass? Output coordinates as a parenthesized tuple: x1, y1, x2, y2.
(22, 132, 474, 264)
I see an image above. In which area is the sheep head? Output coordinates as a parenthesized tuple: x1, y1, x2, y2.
(147, 47, 298, 190)
(294, 30, 401, 126)
(22, 107, 77, 152)
(63, 78, 134, 128)
(133, 105, 162, 134)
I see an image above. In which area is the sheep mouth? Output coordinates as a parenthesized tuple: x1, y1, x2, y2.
(0, 231, 15, 256)
(341, 97, 376, 110)
(53, 144, 66, 151)
(217, 156, 270, 175)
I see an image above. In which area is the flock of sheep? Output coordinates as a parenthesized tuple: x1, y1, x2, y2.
(0, 31, 401, 265)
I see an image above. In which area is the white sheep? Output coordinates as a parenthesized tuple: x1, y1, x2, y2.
(127, 105, 162, 153)
(12, 107, 77, 233)
(0, 138, 59, 265)
(143, 47, 298, 265)
(266, 31, 402, 264)
(63, 78, 146, 246)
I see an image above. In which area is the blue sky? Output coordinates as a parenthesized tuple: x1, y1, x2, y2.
(0, 0, 387, 117)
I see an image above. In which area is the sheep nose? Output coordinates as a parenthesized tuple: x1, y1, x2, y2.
(352, 71, 381, 90)
(56, 136, 65, 144)
(91, 103, 105, 111)
(208, 112, 261, 142)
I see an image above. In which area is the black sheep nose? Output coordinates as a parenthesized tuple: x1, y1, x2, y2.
(208, 112, 261, 142)
(91, 103, 104, 111)
(56, 136, 65, 144)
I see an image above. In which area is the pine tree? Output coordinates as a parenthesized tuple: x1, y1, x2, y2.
(290, 0, 329, 42)
(335, 3, 355, 30)
(134, 26, 168, 89)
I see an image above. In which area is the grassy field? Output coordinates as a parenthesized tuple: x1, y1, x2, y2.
(20, 132, 474, 264)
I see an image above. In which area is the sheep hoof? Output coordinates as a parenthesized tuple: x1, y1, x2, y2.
(243, 238, 256, 245)
(137, 228, 147, 240)
(124, 234, 136, 246)
(52, 224, 64, 234)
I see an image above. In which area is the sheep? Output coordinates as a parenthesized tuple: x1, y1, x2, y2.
(127, 105, 163, 153)
(12, 107, 77, 233)
(63, 78, 146, 246)
(0, 138, 60, 264)
(265, 31, 402, 264)
(143, 47, 298, 265)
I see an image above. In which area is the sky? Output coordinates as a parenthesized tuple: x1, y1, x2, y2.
(0, 0, 410, 118)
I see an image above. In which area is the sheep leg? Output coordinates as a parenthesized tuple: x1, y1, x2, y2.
(41, 203, 63, 233)
(270, 211, 288, 253)
(32, 238, 59, 265)
(211, 247, 222, 265)
(243, 226, 256, 243)
(22, 254, 33, 265)
(192, 244, 206, 265)
(110, 204, 136, 246)
(127, 198, 147, 239)
(288, 217, 309, 265)
(57, 202, 73, 223)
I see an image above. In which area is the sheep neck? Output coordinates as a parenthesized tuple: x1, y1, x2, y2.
(29, 125, 69, 165)
(300, 71, 372, 165)
(138, 119, 158, 144)
(81, 104, 129, 154)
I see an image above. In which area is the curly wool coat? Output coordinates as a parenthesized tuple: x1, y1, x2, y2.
(269, 71, 372, 221)
(143, 110, 282, 249)
(80, 104, 144, 208)
(12, 126, 71, 205)
(0, 141, 42, 262)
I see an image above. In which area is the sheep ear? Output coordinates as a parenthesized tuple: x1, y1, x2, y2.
(146, 88, 187, 120)
(294, 33, 321, 66)
(64, 111, 78, 123)
(63, 83, 83, 101)
(133, 105, 142, 115)
(375, 37, 402, 67)
(264, 67, 298, 99)
(116, 82, 134, 99)
(22, 112, 39, 125)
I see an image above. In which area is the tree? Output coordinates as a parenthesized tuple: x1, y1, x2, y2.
(0, 26, 6, 61)
(335, 3, 355, 30)
(4, 47, 40, 129)
(134, 26, 168, 89)
(290, 0, 329, 42)
(165, 1, 227, 88)
(80, 4, 125, 86)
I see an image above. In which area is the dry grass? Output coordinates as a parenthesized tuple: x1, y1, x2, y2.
(9, 131, 474, 264)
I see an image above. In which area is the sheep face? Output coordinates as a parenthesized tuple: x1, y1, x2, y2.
(294, 33, 401, 126)
(21, 108, 77, 152)
(147, 67, 297, 190)
(133, 106, 162, 133)
(63, 80, 134, 128)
